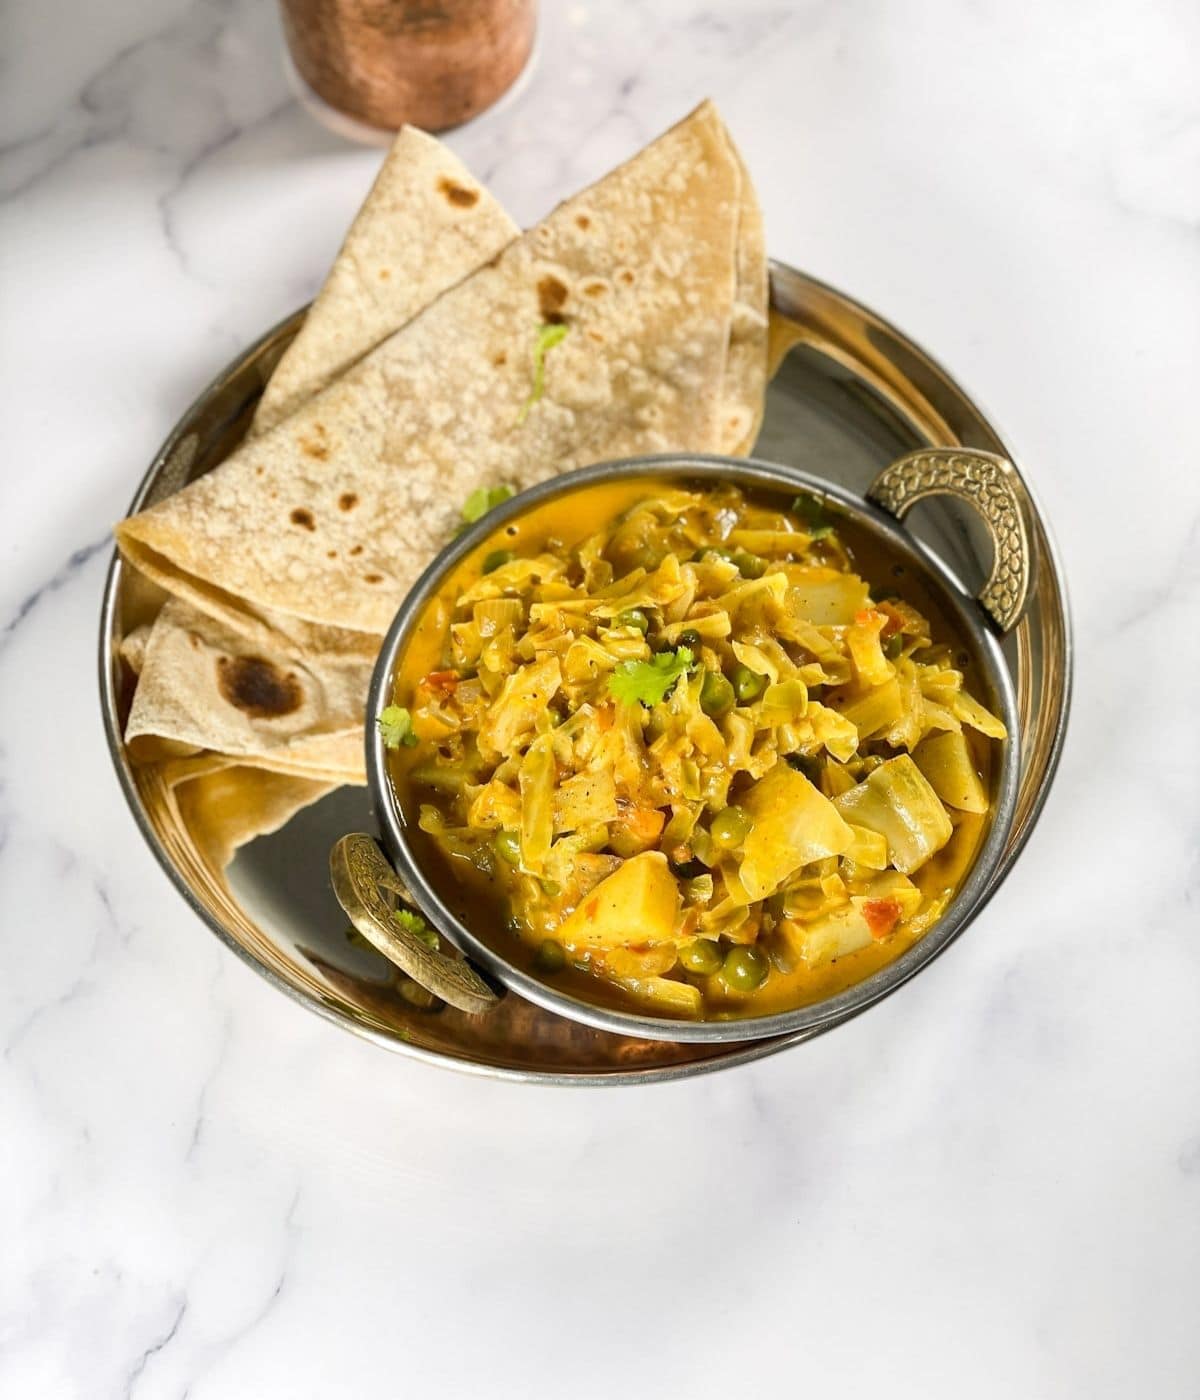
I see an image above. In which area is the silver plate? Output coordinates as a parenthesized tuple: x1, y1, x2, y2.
(99, 263, 1072, 1084)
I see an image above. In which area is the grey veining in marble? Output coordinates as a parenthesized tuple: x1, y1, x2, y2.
(2, 1, 1199, 1396)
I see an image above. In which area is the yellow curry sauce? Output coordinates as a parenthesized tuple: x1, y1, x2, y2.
(385, 479, 1005, 1020)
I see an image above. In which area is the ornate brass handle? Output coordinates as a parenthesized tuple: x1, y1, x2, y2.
(866, 448, 1036, 634)
(330, 833, 500, 1015)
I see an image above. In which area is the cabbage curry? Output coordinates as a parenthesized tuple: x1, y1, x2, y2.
(383, 479, 1006, 1021)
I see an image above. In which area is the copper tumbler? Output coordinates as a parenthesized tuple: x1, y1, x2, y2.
(281, 0, 536, 135)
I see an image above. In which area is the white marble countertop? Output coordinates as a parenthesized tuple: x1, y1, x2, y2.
(3, 1, 1199, 1395)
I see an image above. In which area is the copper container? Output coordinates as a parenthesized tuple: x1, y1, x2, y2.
(280, 0, 536, 134)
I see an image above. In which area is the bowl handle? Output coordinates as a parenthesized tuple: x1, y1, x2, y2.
(866, 448, 1036, 634)
(330, 833, 501, 1015)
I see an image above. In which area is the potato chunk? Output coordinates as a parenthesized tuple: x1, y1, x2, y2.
(557, 851, 681, 950)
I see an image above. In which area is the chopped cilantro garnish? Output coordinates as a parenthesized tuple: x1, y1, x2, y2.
(608, 647, 694, 707)
(393, 907, 438, 948)
(792, 494, 835, 540)
(377, 704, 417, 749)
(516, 322, 570, 425)
(461, 483, 514, 525)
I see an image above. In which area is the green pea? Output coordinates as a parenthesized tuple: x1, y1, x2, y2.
(710, 805, 752, 850)
(539, 878, 562, 897)
(677, 627, 702, 651)
(721, 945, 767, 993)
(494, 829, 521, 866)
(731, 663, 767, 703)
(482, 548, 515, 573)
(732, 551, 766, 579)
(534, 939, 566, 974)
(679, 939, 723, 975)
(699, 669, 735, 717)
(884, 633, 904, 659)
(616, 607, 649, 633)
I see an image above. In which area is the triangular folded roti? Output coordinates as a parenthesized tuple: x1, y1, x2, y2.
(116, 101, 765, 641)
(124, 600, 370, 782)
(251, 126, 518, 437)
(119, 126, 515, 788)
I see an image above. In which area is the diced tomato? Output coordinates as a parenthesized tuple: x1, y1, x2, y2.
(421, 669, 460, 696)
(863, 897, 902, 940)
(854, 607, 887, 629)
(596, 703, 615, 732)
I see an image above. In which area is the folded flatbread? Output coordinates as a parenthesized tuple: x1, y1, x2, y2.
(120, 125, 518, 790)
(123, 600, 370, 783)
(116, 100, 767, 643)
(252, 126, 519, 436)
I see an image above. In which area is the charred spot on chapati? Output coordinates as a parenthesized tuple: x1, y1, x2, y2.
(217, 656, 303, 719)
(438, 175, 479, 208)
(537, 275, 569, 324)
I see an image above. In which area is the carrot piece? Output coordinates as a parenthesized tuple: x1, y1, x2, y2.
(863, 897, 902, 940)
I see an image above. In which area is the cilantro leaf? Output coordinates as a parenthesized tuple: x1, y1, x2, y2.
(516, 322, 570, 425)
(792, 493, 835, 540)
(377, 704, 418, 749)
(608, 647, 694, 707)
(461, 483, 514, 525)
(393, 907, 438, 948)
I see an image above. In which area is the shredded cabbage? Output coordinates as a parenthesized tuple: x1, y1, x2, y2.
(834, 755, 954, 874)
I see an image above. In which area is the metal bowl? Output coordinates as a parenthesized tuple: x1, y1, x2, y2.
(339, 452, 1028, 1042)
(99, 261, 1072, 1081)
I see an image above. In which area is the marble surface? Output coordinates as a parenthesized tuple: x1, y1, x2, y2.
(3, 0, 1199, 1395)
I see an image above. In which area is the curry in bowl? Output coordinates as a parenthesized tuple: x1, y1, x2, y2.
(381, 477, 1006, 1021)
